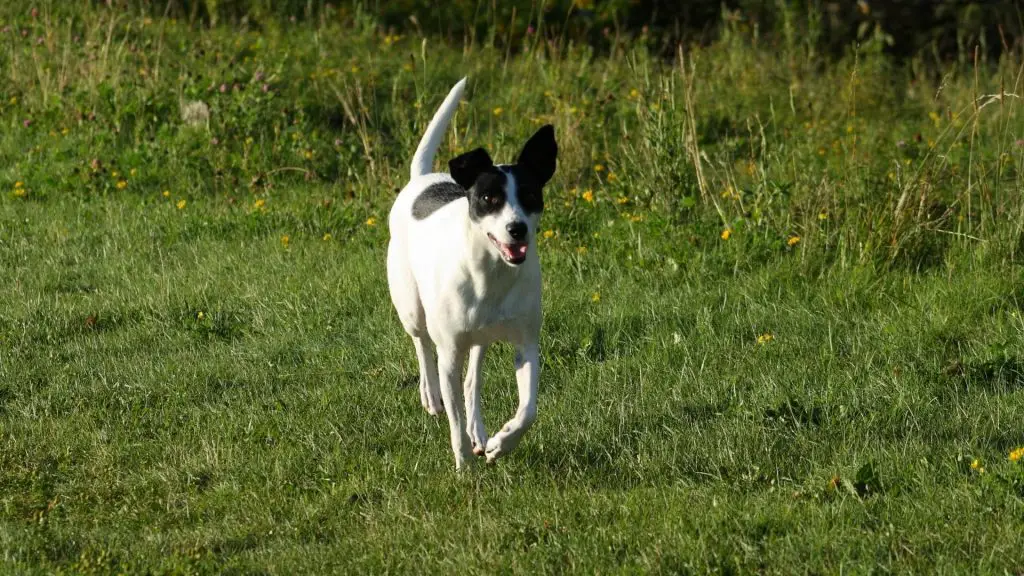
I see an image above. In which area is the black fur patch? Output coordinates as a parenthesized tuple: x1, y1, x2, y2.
(468, 169, 507, 222)
(508, 165, 544, 215)
(449, 148, 494, 190)
(412, 182, 466, 220)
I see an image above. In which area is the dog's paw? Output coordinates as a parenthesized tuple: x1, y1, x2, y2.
(423, 398, 444, 416)
(454, 447, 478, 471)
(483, 436, 504, 463)
(467, 428, 487, 456)
(419, 376, 444, 416)
(472, 441, 486, 457)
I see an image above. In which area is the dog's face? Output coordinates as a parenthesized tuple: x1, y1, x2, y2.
(448, 125, 557, 266)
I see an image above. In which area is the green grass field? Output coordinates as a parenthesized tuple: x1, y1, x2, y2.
(3, 4, 1024, 573)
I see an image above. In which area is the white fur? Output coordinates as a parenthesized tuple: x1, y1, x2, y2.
(387, 78, 542, 469)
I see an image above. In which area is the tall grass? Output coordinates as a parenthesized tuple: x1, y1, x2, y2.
(2, 4, 1021, 272)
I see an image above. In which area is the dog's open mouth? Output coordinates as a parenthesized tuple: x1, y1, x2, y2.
(488, 234, 529, 265)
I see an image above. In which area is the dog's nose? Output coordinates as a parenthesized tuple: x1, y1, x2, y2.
(506, 221, 528, 241)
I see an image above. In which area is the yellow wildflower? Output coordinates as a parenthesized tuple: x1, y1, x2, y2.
(928, 111, 941, 126)
(14, 181, 23, 188)
(591, 292, 601, 303)
(322, 233, 332, 241)
(787, 236, 801, 247)
(582, 189, 594, 203)
(720, 228, 731, 240)
(628, 88, 639, 100)
(607, 172, 618, 182)
(757, 333, 774, 345)
(576, 246, 588, 255)
(129, 168, 137, 176)
(543, 230, 555, 239)
(112, 171, 120, 178)
(116, 180, 128, 190)
(197, 311, 205, 320)
(281, 235, 290, 247)
(818, 211, 828, 221)
(254, 198, 266, 209)
(594, 164, 604, 172)
(13, 187, 26, 198)
(176, 199, 186, 209)
(970, 459, 985, 474)
(303, 150, 313, 160)
(366, 217, 377, 226)
(1010, 447, 1024, 462)
(162, 190, 170, 198)
(492, 107, 504, 117)
(616, 196, 629, 205)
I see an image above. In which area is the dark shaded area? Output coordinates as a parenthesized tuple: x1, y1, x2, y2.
(945, 356, 1024, 394)
(763, 398, 823, 428)
(135, 1, 1023, 62)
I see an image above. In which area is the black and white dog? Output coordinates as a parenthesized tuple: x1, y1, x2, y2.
(387, 78, 557, 469)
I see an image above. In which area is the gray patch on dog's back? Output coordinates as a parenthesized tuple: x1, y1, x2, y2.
(412, 182, 466, 220)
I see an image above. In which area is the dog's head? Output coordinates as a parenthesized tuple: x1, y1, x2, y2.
(448, 125, 557, 266)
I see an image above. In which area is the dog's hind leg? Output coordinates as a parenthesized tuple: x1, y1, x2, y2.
(387, 239, 443, 415)
(413, 337, 443, 416)
(484, 343, 539, 463)
(437, 343, 475, 469)
(464, 344, 488, 456)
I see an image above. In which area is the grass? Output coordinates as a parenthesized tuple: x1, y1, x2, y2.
(3, 4, 1024, 573)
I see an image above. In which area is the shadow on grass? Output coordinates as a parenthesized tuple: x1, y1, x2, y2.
(944, 356, 1024, 394)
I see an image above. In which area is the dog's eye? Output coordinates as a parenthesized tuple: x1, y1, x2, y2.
(482, 194, 500, 205)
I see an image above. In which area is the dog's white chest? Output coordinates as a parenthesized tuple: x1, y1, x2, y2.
(432, 260, 541, 345)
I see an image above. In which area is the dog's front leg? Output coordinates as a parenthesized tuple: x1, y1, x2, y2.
(464, 344, 488, 456)
(484, 343, 539, 463)
(437, 343, 475, 469)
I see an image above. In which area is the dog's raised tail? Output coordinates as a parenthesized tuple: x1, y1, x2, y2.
(410, 77, 467, 179)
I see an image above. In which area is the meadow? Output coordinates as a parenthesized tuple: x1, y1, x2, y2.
(2, 3, 1024, 573)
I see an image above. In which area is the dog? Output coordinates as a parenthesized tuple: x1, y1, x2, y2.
(386, 77, 557, 470)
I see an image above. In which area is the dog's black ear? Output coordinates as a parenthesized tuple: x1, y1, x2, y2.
(517, 125, 557, 186)
(448, 148, 494, 190)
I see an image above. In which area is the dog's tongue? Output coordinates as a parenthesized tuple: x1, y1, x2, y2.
(508, 243, 528, 259)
